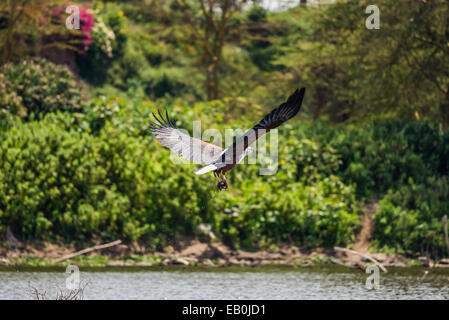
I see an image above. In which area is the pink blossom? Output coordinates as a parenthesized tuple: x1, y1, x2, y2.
(54, 3, 95, 54)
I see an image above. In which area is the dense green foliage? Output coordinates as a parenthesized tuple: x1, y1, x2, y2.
(1, 96, 448, 255)
(0, 109, 361, 249)
(1, 1, 449, 257)
(373, 176, 449, 257)
(276, 0, 449, 124)
(327, 120, 449, 198)
(329, 121, 449, 256)
(0, 59, 85, 120)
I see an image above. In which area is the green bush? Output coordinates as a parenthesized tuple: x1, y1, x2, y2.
(1, 91, 447, 253)
(0, 113, 212, 245)
(0, 108, 362, 249)
(103, 40, 149, 90)
(323, 120, 447, 198)
(0, 59, 85, 120)
(105, 10, 128, 58)
(141, 66, 194, 99)
(213, 174, 360, 249)
(77, 15, 117, 85)
(373, 176, 449, 257)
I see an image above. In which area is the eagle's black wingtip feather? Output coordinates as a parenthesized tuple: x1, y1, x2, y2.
(165, 110, 174, 128)
(150, 109, 178, 131)
(153, 110, 167, 127)
(281, 87, 305, 120)
(157, 109, 170, 127)
(298, 87, 306, 102)
(296, 87, 305, 108)
(165, 110, 177, 128)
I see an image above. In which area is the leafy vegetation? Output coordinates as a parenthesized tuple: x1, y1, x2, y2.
(1, 0, 449, 257)
(373, 177, 449, 257)
(0, 59, 85, 120)
(0, 111, 361, 249)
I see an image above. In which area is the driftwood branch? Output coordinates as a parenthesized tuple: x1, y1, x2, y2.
(54, 240, 122, 262)
(334, 246, 387, 273)
(443, 215, 449, 257)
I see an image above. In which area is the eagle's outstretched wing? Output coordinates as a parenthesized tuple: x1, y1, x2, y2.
(252, 87, 305, 133)
(149, 111, 224, 165)
(216, 88, 306, 167)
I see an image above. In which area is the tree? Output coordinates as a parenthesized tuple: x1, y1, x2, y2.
(1, 0, 30, 64)
(274, 0, 449, 125)
(177, 0, 249, 100)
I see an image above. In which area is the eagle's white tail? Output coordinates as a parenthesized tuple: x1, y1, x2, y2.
(194, 147, 255, 175)
(194, 163, 221, 175)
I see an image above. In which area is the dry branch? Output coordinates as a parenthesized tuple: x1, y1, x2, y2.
(334, 246, 387, 273)
(54, 240, 122, 262)
(29, 281, 88, 300)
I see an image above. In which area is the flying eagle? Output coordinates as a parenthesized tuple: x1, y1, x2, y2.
(150, 88, 305, 191)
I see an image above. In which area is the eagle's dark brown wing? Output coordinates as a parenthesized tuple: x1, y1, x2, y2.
(217, 88, 306, 166)
(252, 87, 305, 132)
(237, 87, 305, 150)
(149, 111, 224, 165)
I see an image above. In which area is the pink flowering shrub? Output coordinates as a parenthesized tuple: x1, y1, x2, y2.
(57, 3, 116, 58)
(79, 5, 94, 51)
(75, 6, 117, 84)
(55, 3, 94, 52)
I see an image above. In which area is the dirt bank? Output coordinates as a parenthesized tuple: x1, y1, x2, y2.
(2, 203, 449, 269)
(1, 239, 449, 269)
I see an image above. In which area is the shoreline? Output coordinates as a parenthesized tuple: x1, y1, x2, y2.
(1, 240, 449, 270)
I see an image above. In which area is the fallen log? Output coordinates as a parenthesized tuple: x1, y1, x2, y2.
(54, 240, 122, 262)
(334, 246, 387, 273)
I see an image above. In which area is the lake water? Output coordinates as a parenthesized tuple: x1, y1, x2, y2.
(0, 266, 448, 300)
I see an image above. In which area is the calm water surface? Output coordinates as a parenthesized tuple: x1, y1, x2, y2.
(0, 266, 448, 300)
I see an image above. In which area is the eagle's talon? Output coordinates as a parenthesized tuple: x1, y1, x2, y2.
(217, 181, 228, 191)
